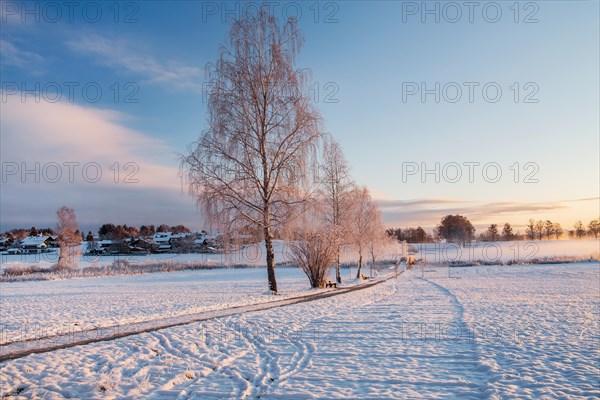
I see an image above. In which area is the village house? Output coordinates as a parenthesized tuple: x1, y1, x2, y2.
(20, 235, 54, 254)
(153, 232, 173, 252)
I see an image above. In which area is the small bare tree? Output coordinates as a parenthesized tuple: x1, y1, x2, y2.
(588, 219, 600, 238)
(574, 220, 586, 239)
(502, 223, 514, 241)
(543, 220, 555, 240)
(288, 229, 336, 288)
(55, 206, 81, 271)
(526, 219, 536, 240)
(553, 222, 563, 240)
(368, 224, 391, 265)
(535, 220, 544, 240)
(486, 224, 499, 241)
(319, 137, 354, 284)
(348, 186, 380, 279)
(181, 8, 322, 294)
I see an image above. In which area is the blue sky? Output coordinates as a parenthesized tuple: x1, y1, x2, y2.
(1, 0, 598, 233)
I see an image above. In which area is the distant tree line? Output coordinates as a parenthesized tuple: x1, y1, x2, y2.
(479, 218, 599, 242)
(386, 227, 433, 243)
(522, 218, 600, 240)
(0, 224, 192, 245)
(1, 227, 55, 242)
(478, 223, 523, 242)
(386, 216, 600, 245)
(523, 219, 563, 240)
(96, 224, 191, 240)
(0, 226, 83, 246)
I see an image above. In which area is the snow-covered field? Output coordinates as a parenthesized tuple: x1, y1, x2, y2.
(1, 262, 598, 399)
(0, 267, 329, 344)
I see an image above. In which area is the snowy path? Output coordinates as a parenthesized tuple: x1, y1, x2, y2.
(1, 263, 598, 399)
(0, 276, 391, 363)
(276, 270, 500, 399)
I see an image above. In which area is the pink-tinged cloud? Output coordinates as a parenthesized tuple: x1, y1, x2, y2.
(1, 95, 201, 229)
(65, 35, 203, 92)
(2, 95, 181, 190)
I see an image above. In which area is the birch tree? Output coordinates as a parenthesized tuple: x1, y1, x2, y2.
(55, 206, 81, 271)
(181, 8, 322, 294)
(348, 186, 380, 279)
(368, 224, 391, 265)
(319, 137, 354, 283)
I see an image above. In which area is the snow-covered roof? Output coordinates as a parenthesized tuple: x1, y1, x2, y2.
(0, 237, 8, 243)
(131, 238, 152, 244)
(153, 232, 172, 242)
(21, 236, 49, 247)
(171, 233, 190, 239)
(197, 230, 219, 240)
(98, 240, 114, 246)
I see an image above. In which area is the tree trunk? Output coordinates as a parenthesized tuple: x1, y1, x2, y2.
(356, 253, 363, 278)
(57, 253, 65, 270)
(264, 225, 278, 294)
(335, 248, 341, 284)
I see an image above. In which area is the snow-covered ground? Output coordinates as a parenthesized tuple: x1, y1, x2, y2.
(0, 267, 329, 344)
(1, 262, 598, 399)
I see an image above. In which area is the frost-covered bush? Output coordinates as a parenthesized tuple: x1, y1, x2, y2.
(287, 230, 336, 288)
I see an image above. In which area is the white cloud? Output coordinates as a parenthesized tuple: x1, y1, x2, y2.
(1, 96, 179, 188)
(0, 96, 200, 229)
(0, 39, 46, 75)
(66, 34, 202, 91)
